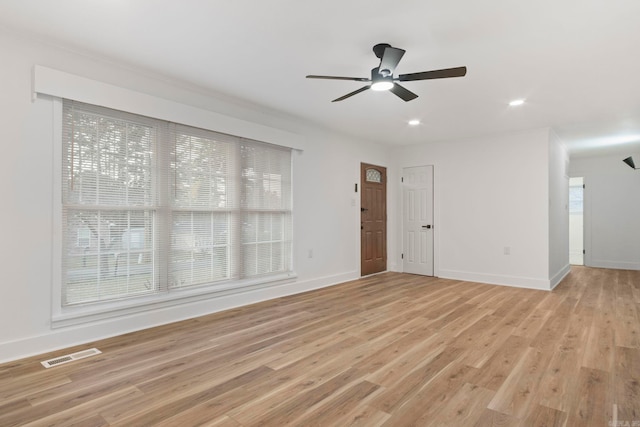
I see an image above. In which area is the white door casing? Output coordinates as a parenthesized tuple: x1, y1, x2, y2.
(402, 166, 434, 276)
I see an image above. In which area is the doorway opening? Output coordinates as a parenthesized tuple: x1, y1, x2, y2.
(569, 176, 584, 265)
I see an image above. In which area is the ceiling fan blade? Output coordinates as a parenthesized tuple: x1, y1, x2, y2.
(389, 83, 418, 102)
(307, 75, 370, 82)
(379, 46, 405, 76)
(398, 66, 467, 82)
(332, 86, 370, 102)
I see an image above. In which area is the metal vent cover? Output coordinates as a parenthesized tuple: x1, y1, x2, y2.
(41, 348, 102, 368)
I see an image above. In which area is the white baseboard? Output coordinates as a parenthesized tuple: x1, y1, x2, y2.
(588, 260, 640, 271)
(438, 269, 552, 291)
(0, 270, 358, 364)
(550, 264, 571, 290)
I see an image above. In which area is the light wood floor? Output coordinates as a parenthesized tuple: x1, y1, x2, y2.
(1, 267, 639, 426)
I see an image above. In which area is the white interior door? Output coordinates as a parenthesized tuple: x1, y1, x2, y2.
(403, 165, 434, 276)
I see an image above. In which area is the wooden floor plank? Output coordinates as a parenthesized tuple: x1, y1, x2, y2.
(521, 404, 567, 427)
(237, 367, 364, 426)
(472, 408, 521, 427)
(469, 334, 529, 391)
(566, 367, 612, 427)
(368, 346, 465, 413)
(0, 267, 638, 425)
(535, 309, 591, 412)
(292, 380, 381, 425)
(381, 362, 479, 426)
(332, 404, 390, 426)
(224, 361, 355, 424)
(614, 346, 640, 423)
(486, 346, 553, 418)
(427, 382, 495, 426)
(512, 306, 552, 339)
(581, 320, 615, 372)
(112, 366, 274, 426)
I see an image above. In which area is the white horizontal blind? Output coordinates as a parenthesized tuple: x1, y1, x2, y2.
(240, 141, 292, 278)
(61, 101, 293, 307)
(62, 102, 161, 305)
(170, 126, 236, 287)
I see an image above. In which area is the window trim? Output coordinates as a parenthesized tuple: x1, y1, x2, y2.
(34, 65, 305, 150)
(52, 270, 296, 328)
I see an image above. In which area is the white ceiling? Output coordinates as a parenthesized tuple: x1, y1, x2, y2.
(2, 0, 640, 157)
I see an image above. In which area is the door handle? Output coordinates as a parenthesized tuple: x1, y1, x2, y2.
(422, 225, 432, 229)
(361, 207, 368, 212)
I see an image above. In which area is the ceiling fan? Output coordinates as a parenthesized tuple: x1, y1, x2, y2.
(306, 43, 467, 102)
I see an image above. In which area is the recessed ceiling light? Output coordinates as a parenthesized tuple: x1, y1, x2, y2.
(408, 119, 420, 126)
(509, 99, 525, 106)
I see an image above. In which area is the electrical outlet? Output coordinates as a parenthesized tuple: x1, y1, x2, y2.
(308, 249, 313, 258)
(504, 246, 511, 255)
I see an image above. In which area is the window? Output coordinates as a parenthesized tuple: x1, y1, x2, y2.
(170, 126, 235, 288)
(76, 227, 91, 248)
(61, 101, 293, 308)
(569, 183, 583, 214)
(366, 168, 382, 183)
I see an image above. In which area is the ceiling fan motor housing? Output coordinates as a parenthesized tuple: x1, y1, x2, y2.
(371, 67, 393, 84)
(373, 43, 392, 59)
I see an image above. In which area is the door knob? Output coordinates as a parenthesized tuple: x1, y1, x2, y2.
(422, 225, 432, 229)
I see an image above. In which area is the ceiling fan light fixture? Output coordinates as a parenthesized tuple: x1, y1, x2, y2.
(370, 66, 394, 91)
(408, 119, 421, 126)
(509, 99, 525, 106)
(371, 81, 394, 91)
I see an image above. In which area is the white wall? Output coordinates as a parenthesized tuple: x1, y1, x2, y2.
(392, 129, 555, 290)
(0, 29, 393, 363)
(548, 129, 570, 287)
(0, 26, 573, 363)
(570, 154, 640, 270)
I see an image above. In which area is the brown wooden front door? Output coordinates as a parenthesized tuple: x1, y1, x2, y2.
(361, 163, 387, 276)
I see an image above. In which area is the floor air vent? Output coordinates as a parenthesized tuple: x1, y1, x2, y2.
(41, 348, 102, 368)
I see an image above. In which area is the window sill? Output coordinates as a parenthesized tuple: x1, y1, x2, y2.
(51, 272, 297, 329)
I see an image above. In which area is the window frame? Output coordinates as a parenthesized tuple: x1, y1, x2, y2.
(51, 98, 296, 328)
